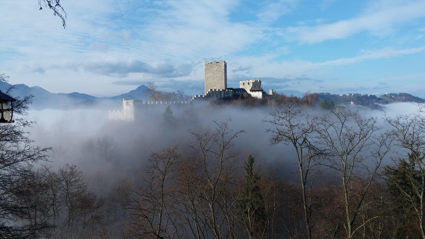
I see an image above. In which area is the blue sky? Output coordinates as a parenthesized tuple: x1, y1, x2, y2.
(1, 0, 425, 97)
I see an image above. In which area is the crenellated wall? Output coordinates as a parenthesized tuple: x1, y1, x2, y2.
(108, 99, 192, 122)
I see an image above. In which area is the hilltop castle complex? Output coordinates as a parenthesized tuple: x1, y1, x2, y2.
(198, 60, 273, 100)
(109, 60, 274, 121)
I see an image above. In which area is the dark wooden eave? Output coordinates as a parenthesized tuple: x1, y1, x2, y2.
(0, 90, 16, 102)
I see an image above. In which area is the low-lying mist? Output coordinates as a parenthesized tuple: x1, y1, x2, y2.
(27, 103, 279, 192)
(26, 102, 423, 193)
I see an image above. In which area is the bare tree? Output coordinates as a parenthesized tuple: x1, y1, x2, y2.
(37, 165, 104, 238)
(258, 176, 287, 239)
(267, 103, 319, 239)
(189, 121, 242, 239)
(315, 109, 391, 239)
(128, 146, 181, 239)
(0, 92, 49, 238)
(11, 165, 107, 238)
(9, 170, 54, 238)
(170, 121, 243, 239)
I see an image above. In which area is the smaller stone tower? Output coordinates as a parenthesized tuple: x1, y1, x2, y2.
(204, 61, 227, 94)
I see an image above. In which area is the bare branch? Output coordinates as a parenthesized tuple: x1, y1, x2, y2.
(38, 0, 67, 28)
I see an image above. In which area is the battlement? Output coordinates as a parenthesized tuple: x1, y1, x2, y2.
(108, 99, 191, 122)
(205, 60, 226, 64)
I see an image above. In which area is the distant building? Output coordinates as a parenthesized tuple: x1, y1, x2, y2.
(195, 61, 274, 101)
(240, 80, 264, 99)
(204, 61, 227, 94)
(110, 60, 278, 121)
(109, 99, 135, 121)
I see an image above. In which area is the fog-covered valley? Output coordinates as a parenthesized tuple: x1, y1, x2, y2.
(2, 101, 423, 238)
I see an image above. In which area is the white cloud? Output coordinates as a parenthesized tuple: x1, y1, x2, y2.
(286, 0, 425, 43)
(136, 0, 264, 60)
(257, 0, 298, 23)
(227, 46, 425, 91)
(318, 47, 425, 66)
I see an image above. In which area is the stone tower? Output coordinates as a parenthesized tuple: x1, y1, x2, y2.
(204, 60, 227, 94)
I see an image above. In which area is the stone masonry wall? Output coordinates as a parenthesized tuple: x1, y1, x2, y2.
(239, 80, 262, 93)
(204, 61, 227, 94)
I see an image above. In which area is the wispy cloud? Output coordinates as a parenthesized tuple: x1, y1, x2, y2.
(137, 0, 263, 60)
(257, 0, 298, 23)
(286, 1, 425, 43)
(83, 60, 193, 77)
(228, 46, 425, 95)
(318, 47, 425, 66)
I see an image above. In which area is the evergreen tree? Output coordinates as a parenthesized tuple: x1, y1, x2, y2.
(237, 155, 267, 239)
(385, 151, 425, 238)
(163, 105, 175, 126)
(319, 99, 335, 110)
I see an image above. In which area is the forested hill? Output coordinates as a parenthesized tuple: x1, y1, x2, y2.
(316, 92, 425, 106)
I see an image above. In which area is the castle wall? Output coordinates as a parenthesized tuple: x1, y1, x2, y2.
(250, 91, 263, 99)
(204, 61, 227, 94)
(240, 80, 263, 99)
(239, 80, 262, 92)
(108, 99, 135, 121)
(108, 99, 192, 122)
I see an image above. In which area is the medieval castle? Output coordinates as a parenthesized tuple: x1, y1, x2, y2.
(109, 60, 274, 121)
(194, 60, 273, 100)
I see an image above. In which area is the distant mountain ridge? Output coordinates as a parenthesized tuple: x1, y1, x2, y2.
(0, 82, 156, 109)
(1, 81, 424, 109)
(0, 81, 97, 109)
(317, 92, 425, 107)
(110, 85, 151, 100)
